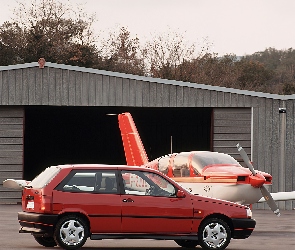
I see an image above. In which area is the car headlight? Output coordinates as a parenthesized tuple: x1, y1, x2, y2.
(246, 207, 252, 218)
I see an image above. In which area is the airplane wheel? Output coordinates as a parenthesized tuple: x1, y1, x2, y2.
(174, 239, 198, 248)
(54, 215, 88, 250)
(198, 218, 231, 250)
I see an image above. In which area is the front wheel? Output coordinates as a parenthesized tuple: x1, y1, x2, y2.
(198, 218, 231, 250)
(54, 215, 89, 250)
(33, 235, 57, 247)
(174, 239, 198, 248)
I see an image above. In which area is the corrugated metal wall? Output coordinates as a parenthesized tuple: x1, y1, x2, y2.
(0, 63, 295, 209)
(0, 107, 23, 204)
(0, 66, 255, 108)
(249, 98, 295, 210)
(213, 108, 251, 158)
(285, 100, 295, 210)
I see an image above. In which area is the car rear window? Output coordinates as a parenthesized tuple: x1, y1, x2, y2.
(29, 166, 61, 188)
(58, 171, 118, 193)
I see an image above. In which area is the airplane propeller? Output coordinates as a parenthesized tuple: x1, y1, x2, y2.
(236, 143, 281, 217)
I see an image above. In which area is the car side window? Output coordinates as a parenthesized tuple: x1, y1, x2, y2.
(57, 170, 118, 194)
(121, 170, 176, 197)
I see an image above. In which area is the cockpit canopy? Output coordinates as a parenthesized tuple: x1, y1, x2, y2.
(157, 151, 241, 177)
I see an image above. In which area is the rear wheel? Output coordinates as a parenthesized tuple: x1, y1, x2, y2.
(33, 235, 57, 247)
(174, 239, 198, 248)
(198, 218, 231, 250)
(54, 215, 88, 250)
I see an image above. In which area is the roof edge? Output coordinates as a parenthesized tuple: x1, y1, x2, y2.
(0, 62, 38, 71)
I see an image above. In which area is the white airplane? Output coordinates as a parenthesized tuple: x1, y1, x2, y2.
(117, 112, 295, 216)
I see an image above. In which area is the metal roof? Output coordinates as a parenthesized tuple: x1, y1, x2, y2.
(0, 62, 293, 100)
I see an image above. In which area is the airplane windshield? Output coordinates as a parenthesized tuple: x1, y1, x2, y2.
(158, 153, 192, 177)
(156, 151, 240, 177)
(173, 153, 191, 177)
(191, 151, 240, 173)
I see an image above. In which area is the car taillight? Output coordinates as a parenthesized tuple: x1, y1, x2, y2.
(40, 195, 52, 213)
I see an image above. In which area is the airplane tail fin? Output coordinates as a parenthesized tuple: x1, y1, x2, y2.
(118, 112, 149, 166)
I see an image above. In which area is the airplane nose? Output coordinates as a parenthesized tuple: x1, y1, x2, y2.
(249, 173, 266, 188)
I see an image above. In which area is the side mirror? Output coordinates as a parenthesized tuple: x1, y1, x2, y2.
(176, 190, 186, 198)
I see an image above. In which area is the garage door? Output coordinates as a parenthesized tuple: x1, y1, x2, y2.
(213, 108, 252, 161)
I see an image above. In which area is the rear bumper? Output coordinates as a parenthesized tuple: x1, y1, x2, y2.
(232, 218, 256, 239)
(18, 212, 58, 236)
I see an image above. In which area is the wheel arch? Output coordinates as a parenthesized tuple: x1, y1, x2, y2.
(56, 212, 91, 235)
(201, 213, 234, 236)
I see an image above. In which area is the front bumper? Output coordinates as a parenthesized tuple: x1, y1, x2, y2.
(232, 218, 256, 239)
(18, 211, 58, 236)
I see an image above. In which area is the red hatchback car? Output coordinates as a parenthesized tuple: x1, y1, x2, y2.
(17, 164, 255, 250)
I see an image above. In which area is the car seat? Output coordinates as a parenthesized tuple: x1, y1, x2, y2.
(105, 177, 114, 192)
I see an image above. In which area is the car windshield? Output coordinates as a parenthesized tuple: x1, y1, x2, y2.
(29, 166, 61, 189)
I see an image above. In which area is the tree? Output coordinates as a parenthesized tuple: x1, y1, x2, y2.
(0, 21, 26, 65)
(143, 30, 196, 79)
(0, 0, 99, 66)
(97, 27, 145, 75)
(282, 82, 295, 95)
(241, 47, 295, 93)
(236, 60, 274, 91)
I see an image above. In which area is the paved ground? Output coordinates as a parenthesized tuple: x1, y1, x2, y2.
(1, 204, 295, 250)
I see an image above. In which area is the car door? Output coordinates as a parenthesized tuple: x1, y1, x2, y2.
(120, 170, 193, 234)
(53, 169, 122, 233)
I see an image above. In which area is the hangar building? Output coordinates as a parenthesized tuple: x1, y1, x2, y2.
(0, 61, 294, 210)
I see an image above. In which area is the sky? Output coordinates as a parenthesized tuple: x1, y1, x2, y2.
(0, 0, 295, 56)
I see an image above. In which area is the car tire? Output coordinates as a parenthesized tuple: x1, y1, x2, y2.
(54, 215, 89, 250)
(174, 239, 198, 248)
(198, 218, 231, 250)
(33, 235, 57, 247)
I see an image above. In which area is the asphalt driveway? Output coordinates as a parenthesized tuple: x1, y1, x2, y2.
(1, 204, 295, 250)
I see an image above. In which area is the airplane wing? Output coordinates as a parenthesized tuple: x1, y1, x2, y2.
(258, 191, 295, 202)
(118, 112, 149, 166)
(3, 179, 29, 190)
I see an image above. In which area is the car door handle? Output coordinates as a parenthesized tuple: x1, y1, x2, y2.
(122, 198, 134, 202)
